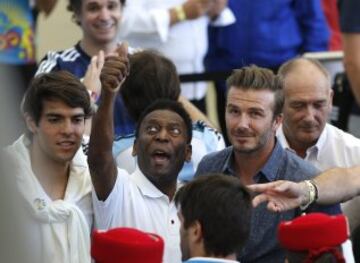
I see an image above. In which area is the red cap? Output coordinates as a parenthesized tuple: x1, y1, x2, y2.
(91, 227, 164, 263)
(278, 213, 348, 251)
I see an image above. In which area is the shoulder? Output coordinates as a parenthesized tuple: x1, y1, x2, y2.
(36, 46, 83, 74)
(326, 124, 360, 147)
(196, 147, 232, 176)
(191, 121, 225, 151)
(282, 149, 319, 181)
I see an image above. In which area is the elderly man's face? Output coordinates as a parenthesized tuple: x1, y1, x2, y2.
(282, 66, 333, 150)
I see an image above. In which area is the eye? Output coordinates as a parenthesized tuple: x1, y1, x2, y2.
(73, 116, 85, 124)
(86, 3, 100, 12)
(249, 111, 263, 118)
(108, 1, 119, 10)
(227, 107, 239, 115)
(47, 117, 60, 123)
(146, 125, 158, 134)
(313, 101, 327, 109)
(170, 127, 181, 136)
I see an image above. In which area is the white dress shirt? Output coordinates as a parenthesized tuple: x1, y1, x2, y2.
(118, 0, 235, 100)
(92, 166, 181, 263)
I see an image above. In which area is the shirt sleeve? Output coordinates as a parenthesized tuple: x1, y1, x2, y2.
(118, 0, 171, 43)
(36, 51, 61, 75)
(340, 0, 360, 33)
(293, 0, 330, 51)
(91, 168, 129, 229)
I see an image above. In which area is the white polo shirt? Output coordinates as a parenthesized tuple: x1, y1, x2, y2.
(92, 167, 181, 263)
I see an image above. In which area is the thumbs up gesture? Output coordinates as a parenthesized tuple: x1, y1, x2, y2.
(100, 42, 130, 93)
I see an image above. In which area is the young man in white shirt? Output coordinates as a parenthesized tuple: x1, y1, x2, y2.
(88, 44, 193, 263)
(5, 71, 93, 262)
(277, 57, 360, 232)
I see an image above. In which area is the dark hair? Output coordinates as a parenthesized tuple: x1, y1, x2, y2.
(120, 50, 181, 122)
(22, 71, 92, 124)
(226, 65, 284, 118)
(67, 0, 126, 17)
(286, 246, 345, 263)
(278, 57, 331, 88)
(135, 99, 192, 143)
(175, 174, 252, 257)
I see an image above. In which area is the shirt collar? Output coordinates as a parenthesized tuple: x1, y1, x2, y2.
(259, 139, 285, 182)
(222, 140, 285, 183)
(277, 124, 327, 160)
(131, 166, 166, 199)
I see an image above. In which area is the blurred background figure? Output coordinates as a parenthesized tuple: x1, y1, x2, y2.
(91, 227, 164, 263)
(205, 0, 330, 145)
(118, 0, 235, 114)
(278, 213, 350, 263)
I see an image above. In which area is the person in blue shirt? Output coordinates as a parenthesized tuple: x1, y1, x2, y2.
(195, 66, 341, 263)
(205, 0, 330, 145)
(36, 0, 135, 136)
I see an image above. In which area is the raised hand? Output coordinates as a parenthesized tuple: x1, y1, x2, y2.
(100, 42, 130, 93)
(183, 0, 212, 20)
(248, 180, 308, 212)
(83, 50, 104, 101)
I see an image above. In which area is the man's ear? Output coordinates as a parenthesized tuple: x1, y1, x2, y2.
(189, 220, 202, 244)
(272, 113, 283, 131)
(132, 139, 138, 157)
(185, 144, 192, 163)
(24, 113, 37, 134)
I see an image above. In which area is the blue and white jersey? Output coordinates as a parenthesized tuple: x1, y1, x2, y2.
(36, 43, 135, 136)
(112, 121, 226, 182)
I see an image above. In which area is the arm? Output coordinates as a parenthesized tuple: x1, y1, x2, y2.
(342, 34, 360, 105)
(314, 167, 360, 204)
(293, 0, 330, 51)
(178, 95, 216, 128)
(249, 166, 360, 212)
(119, 0, 211, 42)
(35, 0, 58, 16)
(88, 44, 129, 201)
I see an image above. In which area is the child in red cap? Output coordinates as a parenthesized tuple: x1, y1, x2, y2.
(278, 213, 349, 263)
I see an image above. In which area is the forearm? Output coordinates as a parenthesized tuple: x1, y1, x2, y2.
(342, 33, 360, 105)
(88, 90, 117, 200)
(178, 95, 215, 128)
(35, 0, 58, 16)
(314, 167, 360, 204)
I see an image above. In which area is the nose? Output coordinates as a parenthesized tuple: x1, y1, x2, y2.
(61, 119, 74, 135)
(236, 114, 250, 129)
(303, 106, 317, 122)
(155, 128, 169, 142)
(99, 7, 110, 20)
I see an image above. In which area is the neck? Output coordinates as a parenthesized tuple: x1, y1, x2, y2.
(80, 38, 117, 57)
(30, 141, 70, 200)
(233, 137, 276, 185)
(159, 181, 177, 201)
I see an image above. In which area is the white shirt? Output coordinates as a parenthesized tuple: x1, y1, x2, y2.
(277, 123, 360, 171)
(118, 0, 235, 100)
(92, 167, 181, 263)
(5, 135, 93, 263)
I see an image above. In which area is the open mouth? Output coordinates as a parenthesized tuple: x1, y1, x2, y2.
(151, 150, 171, 165)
